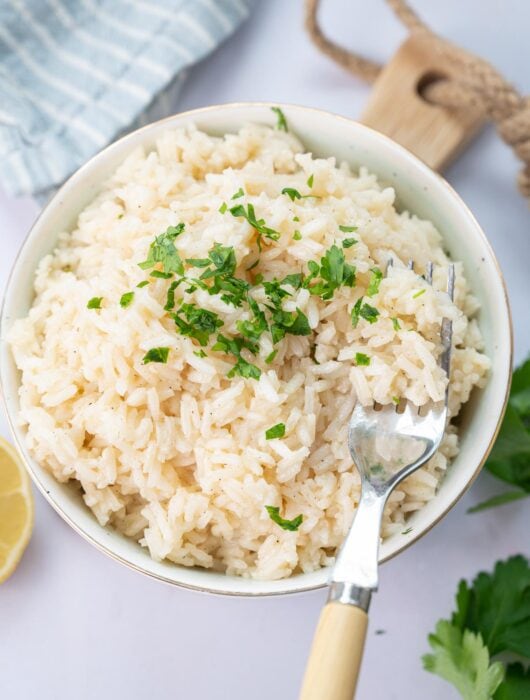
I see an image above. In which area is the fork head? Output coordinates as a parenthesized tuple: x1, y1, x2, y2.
(349, 260, 455, 495)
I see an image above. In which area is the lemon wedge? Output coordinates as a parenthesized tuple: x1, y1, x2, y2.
(0, 436, 34, 583)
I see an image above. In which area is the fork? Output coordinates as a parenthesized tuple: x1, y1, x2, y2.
(299, 260, 455, 700)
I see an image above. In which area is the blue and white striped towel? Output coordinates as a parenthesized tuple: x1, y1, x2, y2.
(0, 0, 254, 198)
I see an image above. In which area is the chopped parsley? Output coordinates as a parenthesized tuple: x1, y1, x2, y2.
(119, 292, 134, 308)
(150, 270, 173, 279)
(339, 225, 358, 233)
(355, 352, 371, 366)
(136, 280, 149, 288)
(293, 230, 302, 241)
(351, 297, 380, 327)
(281, 273, 303, 289)
(193, 349, 207, 358)
(366, 268, 383, 297)
(265, 423, 286, 440)
(271, 106, 288, 132)
(265, 349, 278, 364)
(265, 505, 303, 531)
(87, 297, 103, 310)
(270, 307, 311, 343)
(304, 244, 356, 300)
(142, 347, 170, 364)
(172, 303, 223, 346)
(229, 202, 280, 243)
(212, 333, 261, 380)
(282, 187, 302, 201)
(228, 356, 261, 380)
(219, 202, 227, 214)
(186, 258, 211, 268)
(293, 216, 300, 222)
(246, 259, 260, 271)
(413, 288, 426, 299)
(306, 174, 314, 188)
(342, 238, 357, 248)
(392, 317, 401, 331)
(402, 527, 413, 535)
(231, 188, 245, 200)
(236, 297, 268, 343)
(138, 224, 185, 275)
(392, 396, 400, 405)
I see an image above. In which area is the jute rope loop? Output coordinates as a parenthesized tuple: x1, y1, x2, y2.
(305, 0, 530, 198)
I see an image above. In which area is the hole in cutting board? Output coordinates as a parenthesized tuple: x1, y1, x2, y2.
(416, 70, 450, 104)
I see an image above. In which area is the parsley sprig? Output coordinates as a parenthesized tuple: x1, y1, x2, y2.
(423, 555, 530, 699)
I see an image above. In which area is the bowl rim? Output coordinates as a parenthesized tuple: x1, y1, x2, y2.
(0, 101, 513, 597)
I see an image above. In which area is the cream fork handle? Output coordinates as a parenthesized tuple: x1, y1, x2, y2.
(299, 602, 368, 700)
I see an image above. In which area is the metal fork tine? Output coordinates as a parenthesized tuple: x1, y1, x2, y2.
(440, 263, 455, 380)
(425, 261, 433, 285)
(446, 263, 455, 302)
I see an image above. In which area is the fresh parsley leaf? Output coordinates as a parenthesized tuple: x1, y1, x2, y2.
(293, 230, 302, 241)
(138, 224, 185, 275)
(451, 556, 530, 658)
(423, 621, 505, 700)
(468, 490, 529, 513)
(282, 187, 302, 201)
(231, 188, 245, 200)
(413, 288, 426, 299)
(342, 238, 357, 248)
(119, 292, 134, 308)
(219, 202, 227, 214)
(366, 268, 383, 297)
(172, 303, 224, 347)
(339, 225, 357, 233)
(306, 174, 314, 188)
(355, 352, 370, 366)
(136, 280, 149, 288)
(495, 663, 530, 699)
(470, 357, 530, 512)
(392, 317, 401, 331)
(194, 349, 207, 358)
(229, 203, 281, 242)
(265, 423, 286, 440)
(271, 106, 288, 132)
(150, 270, 173, 279)
(265, 505, 303, 531)
(87, 296, 103, 310)
(142, 347, 170, 364)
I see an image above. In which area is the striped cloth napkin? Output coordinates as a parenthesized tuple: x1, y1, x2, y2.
(0, 0, 254, 199)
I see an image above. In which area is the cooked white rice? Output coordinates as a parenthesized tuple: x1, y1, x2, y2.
(9, 122, 490, 580)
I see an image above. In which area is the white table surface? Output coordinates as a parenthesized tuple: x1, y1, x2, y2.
(1, 2, 529, 698)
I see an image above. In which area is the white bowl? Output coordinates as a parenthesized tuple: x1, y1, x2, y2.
(0, 103, 512, 596)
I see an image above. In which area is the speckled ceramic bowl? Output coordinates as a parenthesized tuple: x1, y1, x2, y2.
(0, 103, 512, 595)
